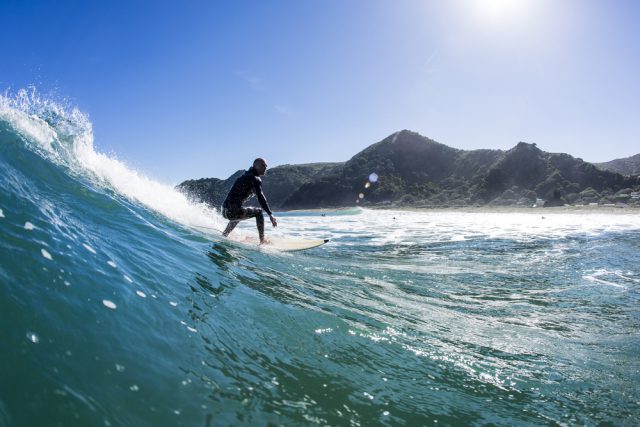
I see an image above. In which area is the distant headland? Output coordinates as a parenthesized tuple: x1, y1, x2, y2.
(177, 130, 640, 210)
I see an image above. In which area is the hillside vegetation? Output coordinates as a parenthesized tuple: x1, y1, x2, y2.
(595, 153, 640, 176)
(177, 131, 640, 209)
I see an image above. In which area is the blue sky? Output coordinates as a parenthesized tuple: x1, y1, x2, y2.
(2, 0, 639, 183)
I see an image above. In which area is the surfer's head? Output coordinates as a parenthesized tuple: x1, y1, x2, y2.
(253, 158, 268, 176)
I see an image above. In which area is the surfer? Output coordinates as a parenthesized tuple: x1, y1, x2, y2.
(221, 158, 277, 243)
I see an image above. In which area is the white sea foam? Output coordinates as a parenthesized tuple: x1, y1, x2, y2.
(41, 248, 52, 260)
(102, 300, 117, 310)
(26, 332, 40, 344)
(1, 89, 227, 238)
(0, 89, 56, 152)
(73, 136, 223, 230)
(583, 275, 626, 288)
(271, 209, 640, 243)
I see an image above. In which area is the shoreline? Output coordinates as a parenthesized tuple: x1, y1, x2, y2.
(279, 204, 640, 215)
(369, 204, 639, 211)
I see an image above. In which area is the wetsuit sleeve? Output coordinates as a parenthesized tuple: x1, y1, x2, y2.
(253, 177, 273, 216)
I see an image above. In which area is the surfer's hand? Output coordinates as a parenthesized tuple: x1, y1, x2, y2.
(270, 215, 278, 227)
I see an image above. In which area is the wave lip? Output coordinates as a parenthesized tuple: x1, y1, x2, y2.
(1, 88, 225, 235)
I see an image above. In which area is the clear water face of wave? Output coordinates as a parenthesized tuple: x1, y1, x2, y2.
(1, 90, 639, 426)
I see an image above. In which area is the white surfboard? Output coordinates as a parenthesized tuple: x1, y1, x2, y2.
(189, 225, 328, 252)
(265, 238, 329, 252)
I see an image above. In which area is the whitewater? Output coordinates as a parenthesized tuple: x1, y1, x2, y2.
(1, 90, 639, 426)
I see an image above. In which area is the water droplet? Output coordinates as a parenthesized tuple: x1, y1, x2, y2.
(102, 300, 117, 310)
(26, 332, 39, 343)
(64, 281, 71, 286)
(41, 249, 52, 260)
(24, 222, 35, 230)
(364, 182, 371, 189)
(115, 364, 125, 372)
(383, 411, 390, 416)
(107, 260, 117, 268)
(129, 384, 139, 391)
(187, 326, 197, 333)
(0, 209, 4, 218)
(369, 172, 378, 183)
(169, 301, 178, 307)
(124, 275, 133, 283)
(136, 291, 146, 298)
(83, 243, 97, 254)
(358, 193, 364, 199)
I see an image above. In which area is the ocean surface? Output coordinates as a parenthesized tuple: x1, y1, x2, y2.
(1, 90, 640, 426)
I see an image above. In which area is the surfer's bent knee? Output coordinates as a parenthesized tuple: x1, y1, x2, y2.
(222, 207, 263, 221)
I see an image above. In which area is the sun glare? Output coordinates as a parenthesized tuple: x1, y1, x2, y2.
(473, 0, 531, 23)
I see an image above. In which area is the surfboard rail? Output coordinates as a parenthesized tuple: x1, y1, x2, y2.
(265, 238, 329, 252)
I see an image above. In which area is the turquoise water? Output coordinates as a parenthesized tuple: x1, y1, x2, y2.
(1, 91, 640, 426)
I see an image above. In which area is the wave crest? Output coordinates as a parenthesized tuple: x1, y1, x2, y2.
(0, 87, 225, 235)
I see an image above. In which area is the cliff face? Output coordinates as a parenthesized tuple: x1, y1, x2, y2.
(177, 130, 640, 209)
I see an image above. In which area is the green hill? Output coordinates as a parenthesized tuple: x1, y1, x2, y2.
(595, 153, 640, 176)
(177, 130, 640, 209)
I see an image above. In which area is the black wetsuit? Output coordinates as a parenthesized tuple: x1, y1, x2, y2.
(221, 167, 272, 241)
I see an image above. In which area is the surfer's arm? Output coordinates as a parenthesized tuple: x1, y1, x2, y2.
(253, 177, 273, 216)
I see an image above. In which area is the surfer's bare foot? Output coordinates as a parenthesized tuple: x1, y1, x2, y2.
(260, 238, 272, 245)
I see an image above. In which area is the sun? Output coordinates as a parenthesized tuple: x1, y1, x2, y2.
(473, 0, 531, 22)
